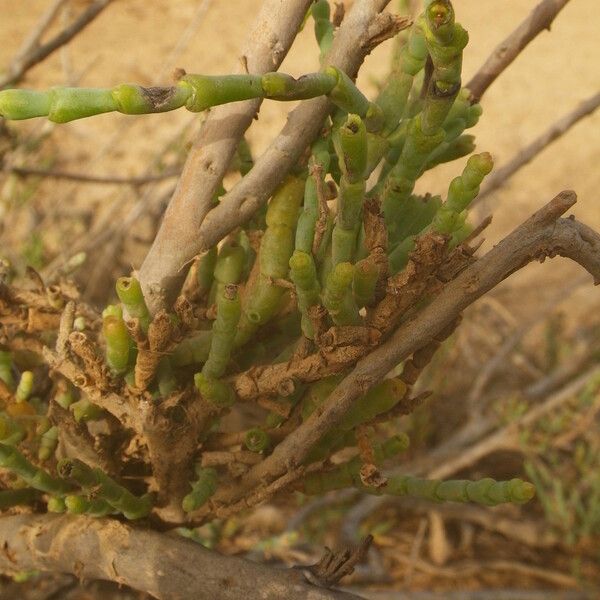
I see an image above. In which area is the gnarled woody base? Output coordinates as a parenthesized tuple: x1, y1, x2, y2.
(0, 513, 362, 600)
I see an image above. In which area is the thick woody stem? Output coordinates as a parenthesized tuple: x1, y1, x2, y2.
(211, 191, 600, 507)
(0, 514, 361, 600)
(139, 0, 397, 314)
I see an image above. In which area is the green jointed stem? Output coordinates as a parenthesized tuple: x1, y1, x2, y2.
(194, 373, 236, 408)
(202, 285, 241, 379)
(70, 399, 104, 423)
(182, 467, 218, 512)
(196, 247, 218, 298)
(171, 330, 212, 367)
(116, 277, 151, 333)
(0, 414, 26, 445)
(380, 475, 535, 506)
(312, 0, 334, 60)
(0, 488, 39, 509)
(296, 138, 330, 254)
(0, 444, 71, 495)
(340, 378, 408, 430)
(376, 21, 427, 134)
(47, 497, 66, 513)
(103, 315, 131, 374)
(0, 69, 372, 124)
(38, 426, 58, 461)
(325, 67, 384, 133)
(352, 257, 379, 308)
(304, 434, 410, 495)
(432, 152, 493, 234)
(244, 428, 271, 453)
(289, 250, 321, 339)
(57, 458, 152, 519)
(64, 494, 115, 517)
(382, 2, 467, 236)
(323, 262, 360, 325)
(426, 133, 475, 170)
(332, 114, 368, 265)
(0, 350, 14, 390)
(15, 371, 33, 402)
(236, 176, 304, 346)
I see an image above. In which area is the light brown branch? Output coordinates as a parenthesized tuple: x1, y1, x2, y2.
(475, 91, 600, 202)
(466, 0, 571, 102)
(0, 514, 362, 600)
(0, 0, 114, 88)
(139, 0, 398, 314)
(138, 0, 315, 314)
(211, 191, 600, 508)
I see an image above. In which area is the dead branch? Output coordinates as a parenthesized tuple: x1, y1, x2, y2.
(0, 0, 114, 89)
(466, 0, 571, 102)
(139, 0, 399, 314)
(210, 191, 600, 510)
(0, 514, 362, 600)
(475, 91, 600, 202)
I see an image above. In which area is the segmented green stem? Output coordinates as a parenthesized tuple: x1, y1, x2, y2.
(0, 488, 39, 509)
(196, 247, 218, 298)
(304, 434, 410, 494)
(323, 262, 360, 325)
(289, 250, 321, 339)
(57, 458, 152, 519)
(116, 277, 151, 333)
(171, 330, 212, 367)
(202, 284, 241, 379)
(64, 494, 115, 517)
(432, 152, 493, 234)
(194, 373, 236, 408)
(244, 428, 271, 453)
(103, 314, 131, 374)
(235, 176, 304, 346)
(0, 350, 14, 390)
(0, 413, 26, 445)
(15, 371, 33, 402)
(38, 426, 58, 461)
(382, 2, 468, 237)
(352, 257, 379, 308)
(380, 475, 535, 505)
(0, 444, 71, 495)
(312, 0, 334, 60)
(182, 467, 218, 512)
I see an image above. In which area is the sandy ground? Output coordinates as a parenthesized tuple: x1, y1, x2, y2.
(0, 0, 598, 313)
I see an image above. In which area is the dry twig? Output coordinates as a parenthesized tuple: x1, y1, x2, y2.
(466, 0, 571, 102)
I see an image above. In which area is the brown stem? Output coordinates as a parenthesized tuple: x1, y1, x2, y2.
(0, 514, 362, 600)
(466, 0, 571, 103)
(211, 191, 600, 509)
(139, 0, 399, 314)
